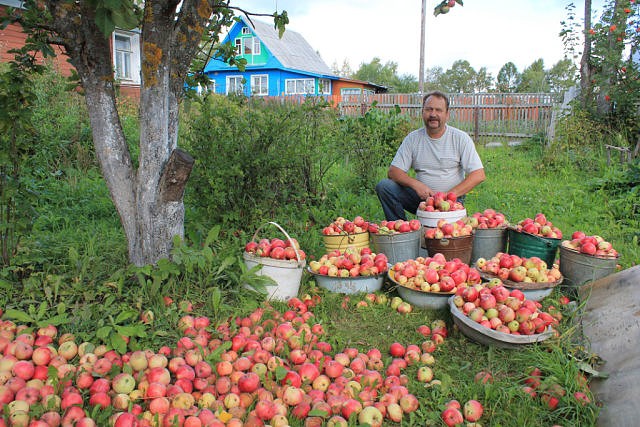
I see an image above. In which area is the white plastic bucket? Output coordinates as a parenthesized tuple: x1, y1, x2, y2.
(243, 222, 305, 301)
(416, 208, 467, 228)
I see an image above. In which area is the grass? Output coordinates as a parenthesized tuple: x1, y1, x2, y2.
(3, 137, 637, 426)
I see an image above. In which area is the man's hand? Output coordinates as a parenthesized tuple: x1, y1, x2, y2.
(413, 181, 433, 200)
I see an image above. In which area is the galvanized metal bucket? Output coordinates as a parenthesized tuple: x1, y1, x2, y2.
(559, 245, 618, 287)
(471, 227, 508, 264)
(371, 229, 421, 264)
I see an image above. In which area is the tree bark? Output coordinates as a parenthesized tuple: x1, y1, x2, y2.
(43, 0, 215, 266)
(580, 0, 593, 107)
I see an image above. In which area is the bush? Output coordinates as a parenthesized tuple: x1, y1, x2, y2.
(181, 95, 343, 232)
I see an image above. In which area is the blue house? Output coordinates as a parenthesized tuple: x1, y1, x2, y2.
(203, 16, 384, 99)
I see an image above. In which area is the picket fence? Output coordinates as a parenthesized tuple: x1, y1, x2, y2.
(338, 92, 563, 142)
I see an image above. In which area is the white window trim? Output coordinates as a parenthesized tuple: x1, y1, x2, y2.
(252, 38, 261, 55)
(112, 30, 141, 85)
(251, 74, 268, 96)
(226, 75, 245, 95)
(285, 78, 316, 95)
(318, 78, 331, 95)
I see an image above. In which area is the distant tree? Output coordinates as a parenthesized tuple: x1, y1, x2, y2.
(424, 66, 445, 91)
(473, 67, 494, 92)
(331, 59, 354, 78)
(496, 62, 521, 93)
(395, 74, 419, 93)
(353, 58, 399, 87)
(352, 58, 420, 93)
(547, 58, 578, 93)
(518, 59, 549, 92)
(440, 60, 477, 93)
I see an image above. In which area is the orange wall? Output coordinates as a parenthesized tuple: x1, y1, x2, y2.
(0, 5, 75, 76)
(0, 5, 140, 99)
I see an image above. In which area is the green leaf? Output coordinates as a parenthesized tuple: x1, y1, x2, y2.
(110, 333, 127, 354)
(96, 326, 112, 339)
(94, 7, 116, 37)
(275, 365, 288, 381)
(3, 308, 35, 323)
(205, 225, 220, 247)
(114, 310, 137, 324)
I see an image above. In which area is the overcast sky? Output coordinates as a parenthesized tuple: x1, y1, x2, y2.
(232, 0, 609, 78)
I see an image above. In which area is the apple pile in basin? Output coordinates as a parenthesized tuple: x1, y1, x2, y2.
(388, 253, 482, 309)
(448, 281, 560, 348)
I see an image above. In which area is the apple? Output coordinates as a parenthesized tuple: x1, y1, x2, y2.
(416, 366, 434, 383)
(441, 407, 464, 426)
(463, 399, 484, 422)
(358, 406, 383, 427)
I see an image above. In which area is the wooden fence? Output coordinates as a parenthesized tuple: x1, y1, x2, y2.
(339, 92, 564, 142)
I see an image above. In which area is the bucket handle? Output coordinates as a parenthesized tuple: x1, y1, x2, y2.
(251, 222, 305, 267)
(331, 222, 358, 244)
(439, 238, 451, 247)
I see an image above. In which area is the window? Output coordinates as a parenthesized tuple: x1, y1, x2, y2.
(318, 79, 331, 95)
(252, 38, 261, 55)
(244, 38, 253, 55)
(234, 38, 241, 54)
(242, 27, 252, 35)
(285, 78, 315, 95)
(206, 81, 216, 94)
(114, 34, 133, 80)
(227, 76, 244, 95)
(341, 88, 362, 96)
(251, 75, 268, 96)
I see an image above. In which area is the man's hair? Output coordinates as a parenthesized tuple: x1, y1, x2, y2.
(422, 90, 450, 111)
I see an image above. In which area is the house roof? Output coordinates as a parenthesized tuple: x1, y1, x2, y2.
(0, 1, 25, 7)
(239, 16, 334, 77)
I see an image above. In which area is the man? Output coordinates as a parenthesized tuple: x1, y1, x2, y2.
(375, 90, 485, 220)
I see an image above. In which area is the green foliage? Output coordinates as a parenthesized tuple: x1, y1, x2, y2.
(181, 95, 342, 231)
(337, 105, 412, 191)
(548, 108, 610, 168)
(0, 56, 42, 266)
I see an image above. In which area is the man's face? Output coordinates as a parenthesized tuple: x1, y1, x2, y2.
(422, 96, 449, 135)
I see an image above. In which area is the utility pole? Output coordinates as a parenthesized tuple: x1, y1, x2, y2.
(419, 0, 426, 94)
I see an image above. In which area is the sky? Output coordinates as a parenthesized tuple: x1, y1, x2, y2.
(231, 0, 609, 78)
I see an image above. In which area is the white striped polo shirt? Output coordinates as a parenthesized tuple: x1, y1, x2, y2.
(390, 125, 483, 192)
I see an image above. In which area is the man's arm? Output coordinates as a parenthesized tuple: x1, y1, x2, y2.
(388, 165, 434, 200)
(448, 168, 486, 197)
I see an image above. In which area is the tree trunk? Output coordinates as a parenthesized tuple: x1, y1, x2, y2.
(45, 0, 208, 266)
(580, 0, 593, 107)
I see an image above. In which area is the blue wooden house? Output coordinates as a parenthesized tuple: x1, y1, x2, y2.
(203, 16, 384, 99)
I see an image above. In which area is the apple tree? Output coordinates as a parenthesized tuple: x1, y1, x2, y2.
(4, 1, 287, 266)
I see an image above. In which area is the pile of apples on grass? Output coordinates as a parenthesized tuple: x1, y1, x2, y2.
(0, 292, 488, 427)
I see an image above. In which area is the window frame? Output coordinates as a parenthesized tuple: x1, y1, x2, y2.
(114, 33, 133, 80)
(251, 74, 268, 96)
(226, 76, 245, 95)
(285, 78, 316, 95)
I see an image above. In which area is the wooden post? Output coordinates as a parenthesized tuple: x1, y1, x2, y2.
(418, 0, 426, 94)
(474, 106, 479, 142)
